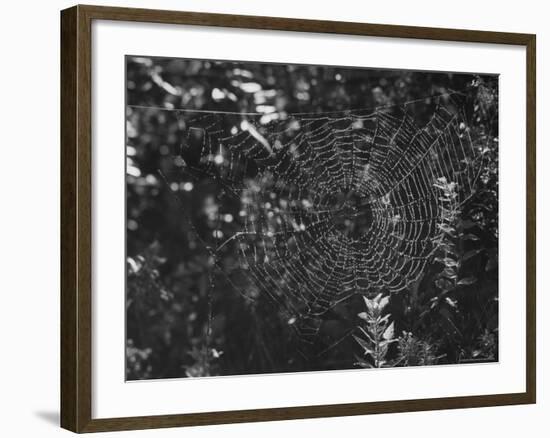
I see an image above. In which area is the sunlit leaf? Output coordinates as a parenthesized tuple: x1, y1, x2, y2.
(383, 322, 395, 340)
(457, 277, 477, 286)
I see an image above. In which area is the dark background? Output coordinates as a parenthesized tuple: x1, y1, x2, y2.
(125, 56, 499, 380)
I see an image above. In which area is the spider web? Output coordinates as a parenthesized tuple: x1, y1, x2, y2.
(134, 90, 485, 345)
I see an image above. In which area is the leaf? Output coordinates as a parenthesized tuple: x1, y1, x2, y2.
(445, 297, 458, 308)
(463, 233, 480, 241)
(127, 257, 141, 274)
(379, 295, 390, 311)
(358, 312, 368, 321)
(362, 295, 375, 313)
(358, 327, 376, 344)
(353, 335, 374, 356)
(379, 339, 397, 349)
(379, 314, 391, 325)
(457, 277, 477, 286)
(443, 267, 457, 279)
(354, 356, 373, 368)
(440, 257, 458, 267)
(211, 348, 223, 359)
(437, 224, 455, 234)
(462, 248, 483, 261)
(382, 321, 395, 340)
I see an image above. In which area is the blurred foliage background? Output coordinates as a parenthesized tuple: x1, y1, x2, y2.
(125, 56, 498, 380)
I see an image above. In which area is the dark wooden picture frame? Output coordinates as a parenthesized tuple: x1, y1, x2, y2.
(61, 4, 536, 433)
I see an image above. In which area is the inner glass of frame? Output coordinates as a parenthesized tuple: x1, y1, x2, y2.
(125, 56, 499, 380)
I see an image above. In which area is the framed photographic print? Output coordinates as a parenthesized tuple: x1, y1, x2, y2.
(60, 4, 536, 433)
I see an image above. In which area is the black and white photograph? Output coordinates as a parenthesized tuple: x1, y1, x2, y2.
(125, 56, 499, 380)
